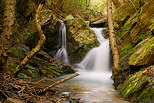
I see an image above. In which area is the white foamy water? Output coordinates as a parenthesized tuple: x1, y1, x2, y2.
(59, 28, 129, 103)
(54, 21, 69, 64)
(77, 28, 111, 73)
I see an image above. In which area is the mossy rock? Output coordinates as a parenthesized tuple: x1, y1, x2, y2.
(39, 62, 75, 77)
(65, 14, 98, 63)
(118, 65, 154, 103)
(129, 0, 154, 43)
(114, 0, 140, 23)
(129, 37, 154, 66)
(90, 19, 106, 27)
(17, 65, 40, 80)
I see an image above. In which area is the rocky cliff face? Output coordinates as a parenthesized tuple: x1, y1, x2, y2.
(114, 0, 154, 102)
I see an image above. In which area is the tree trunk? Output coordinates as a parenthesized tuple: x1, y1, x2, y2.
(0, 0, 16, 70)
(14, 4, 46, 77)
(107, 0, 120, 76)
(112, 0, 121, 8)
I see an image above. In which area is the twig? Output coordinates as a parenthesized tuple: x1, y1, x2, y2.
(0, 90, 8, 98)
(35, 77, 47, 84)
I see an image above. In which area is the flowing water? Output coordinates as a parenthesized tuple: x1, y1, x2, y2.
(54, 21, 69, 64)
(58, 28, 130, 103)
(53, 23, 129, 102)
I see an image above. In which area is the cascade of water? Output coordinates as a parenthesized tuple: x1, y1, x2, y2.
(54, 21, 69, 64)
(77, 28, 110, 72)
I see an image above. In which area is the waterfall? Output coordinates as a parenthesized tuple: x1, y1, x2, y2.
(77, 28, 111, 72)
(54, 21, 69, 64)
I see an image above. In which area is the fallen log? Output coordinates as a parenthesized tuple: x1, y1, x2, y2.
(37, 73, 79, 93)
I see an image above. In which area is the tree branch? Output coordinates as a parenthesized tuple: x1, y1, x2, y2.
(14, 4, 46, 77)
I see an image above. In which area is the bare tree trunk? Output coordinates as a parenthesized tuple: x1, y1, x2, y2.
(0, 0, 16, 70)
(107, 0, 120, 76)
(14, 4, 46, 77)
(112, 0, 121, 8)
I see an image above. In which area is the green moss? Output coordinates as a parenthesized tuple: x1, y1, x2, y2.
(9, 46, 27, 59)
(91, 19, 106, 25)
(18, 73, 32, 80)
(40, 65, 61, 77)
(120, 23, 132, 39)
(39, 62, 74, 77)
(129, 37, 154, 66)
(114, 0, 140, 22)
(65, 15, 98, 62)
(7, 62, 19, 70)
(119, 66, 154, 102)
(121, 43, 134, 57)
(138, 84, 154, 102)
(138, 33, 147, 41)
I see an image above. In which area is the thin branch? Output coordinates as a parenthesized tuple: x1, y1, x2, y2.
(14, 4, 46, 77)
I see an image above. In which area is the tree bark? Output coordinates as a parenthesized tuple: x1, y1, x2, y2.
(14, 4, 46, 77)
(107, 0, 120, 75)
(112, 0, 121, 8)
(0, 0, 16, 70)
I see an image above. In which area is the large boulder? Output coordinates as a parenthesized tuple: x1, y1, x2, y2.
(129, 37, 154, 66)
(118, 65, 154, 103)
(64, 15, 98, 63)
(112, 0, 154, 89)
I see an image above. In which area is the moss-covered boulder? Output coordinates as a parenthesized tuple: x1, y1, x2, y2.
(113, 0, 154, 82)
(111, 1, 154, 98)
(64, 14, 98, 63)
(7, 49, 75, 79)
(89, 19, 107, 27)
(18, 65, 40, 80)
(113, 0, 141, 25)
(118, 65, 154, 103)
(39, 61, 75, 77)
(129, 37, 154, 66)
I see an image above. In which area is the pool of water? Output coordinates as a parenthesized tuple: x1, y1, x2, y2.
(58, 71, 130, 103)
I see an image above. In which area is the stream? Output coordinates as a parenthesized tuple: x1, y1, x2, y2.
(54, 23, 130, 103)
